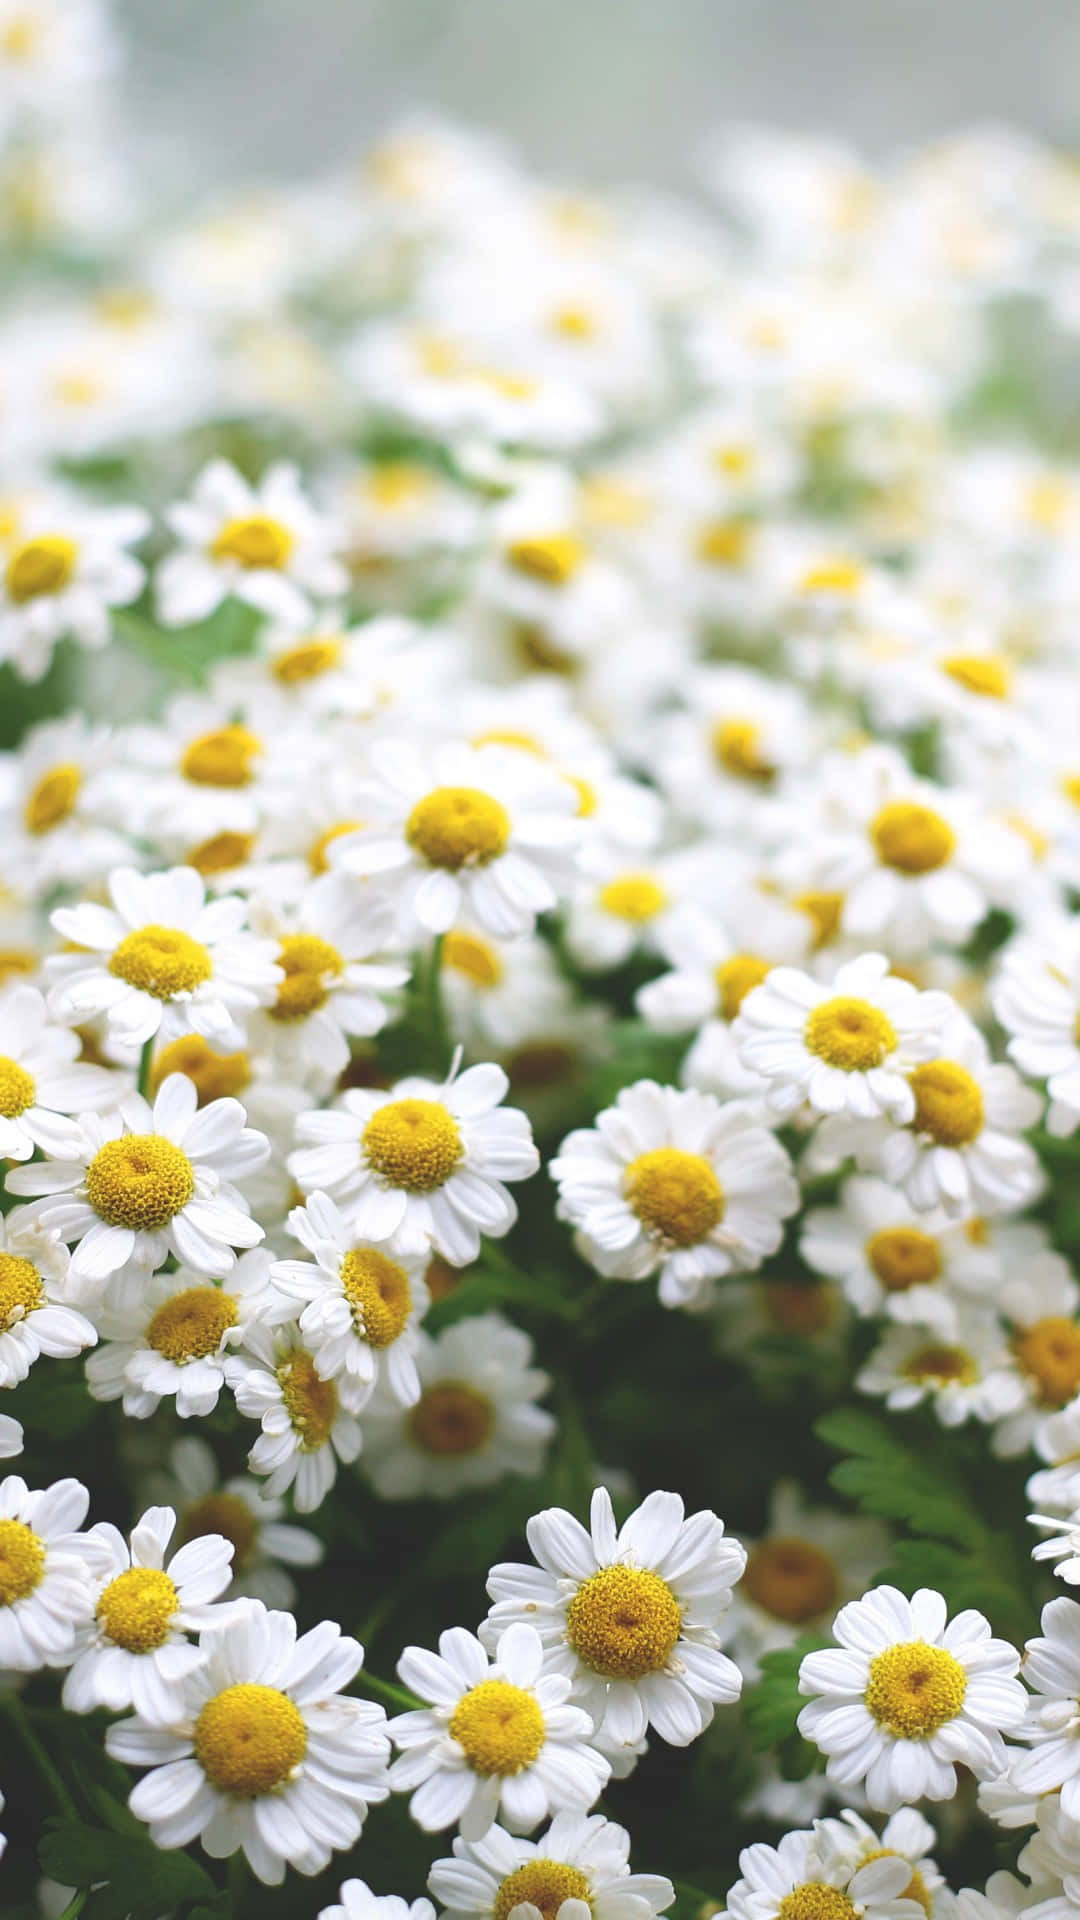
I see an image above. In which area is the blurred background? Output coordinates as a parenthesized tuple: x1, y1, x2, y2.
(113, 0, 1080, 196)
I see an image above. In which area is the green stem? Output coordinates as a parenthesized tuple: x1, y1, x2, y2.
(1, 1693, 79, 1819)
(428, 932, 451, 1075)
(354, 1670, 424, 1713)
(227, 1848, 248, 1914)
(136, 1035, 154, 1101)
(56, 1895, 89, 1920)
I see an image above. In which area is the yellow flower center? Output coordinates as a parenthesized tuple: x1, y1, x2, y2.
(0, 1519, 45, 1606)
(368, 461, 433, 510)
(908, 1061, 984, 1146)
(269, 934, 343, 1022)
(24, 763, 81, 834)
(715, 953, 772, 1019)
(712, 717, 775, 782)
(1061, 775, 1080, 811)
(494, 1862, 592, 1920)
(309, 819, 362, 875)
(85, 1135, 196, 1232)
(443, 930, 503, 988)
(339, 1249, 412, 1346)
(764, 1281, 836, 1334)
(187, 831, 255, 876)
(363, 1098, 462, 1193)
(210, 515, 294, 572)
(598, 872, 668, 922)
(0, 1253, 44, 1326)
(0, 949, 37, 986)
(5, 535, 78, 604)
(271, 637, 342, 683)
(0, 1056, 35, 1119)
(2, 15, 40, 58)
(581, 475, 650, 528)
(566, 1564, 682, 1680)
(149, 1034, 251, 1105)
(1014, 1317, 1080, 1407)
(181, 725, 261, 788)
(180, 1492, 258, 1569)
(794, 889, 846, 950)
(867, 1228, 943, 1293)
(194, 1683, 307, 1795)
(448, 1679, 546, 1776)
(109, 925, 213, 1000)
(409, 1382, 494, 1455)
(550, 303, 598, 340)
(778, 1888, 856, 1920)
(901, 1343, 977, 1387)
(623, 1147, 724, 1248)
(696, 519, 752, 568)
(713, 442, 754, 477)
(860, 1854, 931, 1916)
(870, 802, 956, 875)
(405, 786, 511, 871)
(278, 1352, 337, 1451)
(804, 997, 897, 1072)
(941, 654, 1011, 700)
(744, 1538, 839, 1624)
(96, 1566, 179, 1653)
(506, 534, 584, 586)
(146, 1286, 238, 1363)
(799, 559, 863, 595)
(865, 1641, 967, 1738)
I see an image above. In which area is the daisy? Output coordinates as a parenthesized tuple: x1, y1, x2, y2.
(62, 1504, 237, 1719)
(227, 1323, 364, 1513)
(439, 928, 575, 1058)
(797, 1584, 1026, 1810)
(289, 1059, 539, 1266)
(1008, 1597, 1080, 1820)
(0, 491, 148, 683)
(725, 1823, 928, 1920)
(389, 1622, 609, 1841)
(112, 689, 283, 853)
(360, 1312, 555, 1502)
(427, 1811, 675, 1920)
(731, 953, 952, 1123)
(855, 1316, 1024, 1429)
(0, 1204, 96, 1387)
(0, 1473, 104, 1671)
(1028, 1507, 1080, 1587)
(562, 852, 703, 977)
(550, 1080, 799, 1310)
(483, 1486, 746, 1752)
(327, 739, 580, 940)
(147, 1436, 324, 1610)
(799, 1176, 990, 1336)
(47, 865, 282, 1049)
(6, 1072, 268, 1294)
(1029, 1403, 1080, 1518)
(635, 898, 810, 1039)
(319, 1882, 434, 1920)
(2, 713, 129, 893)
(155, 458, 347, 629)
(817, 1808, 946, 1914)
(0, 980, 121, 1162)
(729, 1480, 890, 1680)
(106, 1601, 391, 1884)
(993, 1256, 1080, 1456)
(271, 1191, 429, 1411)
(994, 920, 1080, 1138)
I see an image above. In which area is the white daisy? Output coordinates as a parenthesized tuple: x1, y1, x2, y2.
(634, 899, 810, 1039)
(1028, 1402, 1080, 1518)
(47, 864, 282, 1049)
(0, 493, 148, 683)
(797, 1584, 1026, 1811)
(106, 1601, 391, 1884)
(6, 1072, 268, 1294)
(800, 1176, 989, 1336)
(994, 920, 1080, 1138)
(427, 1810, 674, 1920)
(0, 1473, 104, 1671)
(155, 459, 347, 628)
(550, 1080, 799, 1310)
(0, 1414, 23, 1457)
(1007, 1597, 1080, 1821)
(2, 713, 129, 893)
(439, 928, 575, 1058)
(289, 1059, 539, 1267)
(389, 1622, 609, 1841)
(0, 980, 121, 1161)
(729, 1480, 890, 1680)
(855, 1316, 1024, 1429)
(817, 1807, 946, 1914)
(360, 1312, 555, 1502)
(483, 1485, 746, 1752)
(62, 1504, 237, 1719)
(227, 1323, 364, 1513)
(147, 1436, 324, 1610)
(1029, 1507, 1080, 1588)
(319, 1880, 434, 1920)
(992, 1256, 1080, 1456)
(0, 1204, 95, 1387)
(725, 1822, 927, 1920)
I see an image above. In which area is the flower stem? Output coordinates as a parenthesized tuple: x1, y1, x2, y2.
(136, 1035, 154, 1100)
(227, 1848, 248, 1912)
(0, 1693, 79, 1819)
(427, 932, 451, 1075)
(353, 1669, 424, 1713)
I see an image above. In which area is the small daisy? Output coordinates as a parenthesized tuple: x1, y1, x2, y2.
(360, 1313, 555, 1502)
(439, 928, 575, 1058)
(156, 458, 347, 628)
(319, 1881, 434, 1920)
(818, 1807, 946, 1914)
(725, 1822, 928, 1920)
(389, 1622, 609, 1841)
(550, 1080, 799, 1310)
(729, 1480, 890, 1680)
(227, 1323, 363, 1513)
(427, 1810, 675, 1920)
(0, 1473, 104, 1671)
(0, 1204, 95, 1388)
(856, 1316, 1024, 1429)
(483, 1485, 746, 1752)
(800, 1176, 988, 1336)
(6, 1072, 268, 1294)
(289, 1059, 539, 1266)
(993, 1256, 1080, 1456)
(147, 1437, 324, 1610)
(994, 920, 1080, 1138)
(797, 1584, 1026, 1810)
(0, 980, 121, 1162)
(272, 1191, 429, 1411)
(1028, 1507, 1080, 1587)
(1008, 1596, 1080, 1820)
(62, 1504, 237, 1720)
(106, 1601, 391, 1884)
(48, 865, 282, 1049)
(0, 492, 148, 683)
(3, 713, 129, 893)
(1028, 1401, 1080, 1518)
(635, 898, 810, 1039)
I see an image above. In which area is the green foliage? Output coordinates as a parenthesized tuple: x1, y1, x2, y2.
(743, 1634, 829, 1752)
(39, 1822, 217, 1920)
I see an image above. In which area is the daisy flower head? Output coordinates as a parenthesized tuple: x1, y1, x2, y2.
(725, 1820, 928, 1920)
(0, 979, 121, 1162)
(816, 1808, 945, 1917)
(319, 1881, 435, 1920)
(562, 851, 705, 978)
(390, 1622, 609, 1842)
(994, 918, 1080, 1138)
(272, 1190, 429, 1411)
(797, 1583, 1026, 1811)
(855, 1315, 1023, 1430)
(729, 1479, 890, 1680)
(992, 1254, 1080, 1456)
(289, 1058, 539, 1266)
(427, 1810, 675, 1920)
(1028, 1402, 1080, 1519)
(0, 1203, 95, 1387)
(799, 1176, 990, 1336)
(227, 1322, 363, 1513)
(550, 1080, 799, 1310)
(484, 1485, 746, 1752)
(1028, 1506, 1080, 1588)
(360, 1312, 555, 1501)
(634, 897, 810, 1040)
(62, 1503, 237, 1719)
(439, 926, 575, 1058)
(149, 1436, 324, 1609)
(0, 1472, 104, 1671)
(106, 1600, 391, 1884)
(48, 864, 283, 1049)
(155, 458, 347, 628)
(1005, 1595, 1080, 1821)
(4, 713, 129, 893)
(0, 491, 148, 682)
(6, 1072, 268, 1295)
(328, 738, 581, 940)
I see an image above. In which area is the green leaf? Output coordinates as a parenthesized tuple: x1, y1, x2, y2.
(814, 1407, 986, 1546)
(39, 1822, 215, 1920)
(743, 1634, 829, 1749)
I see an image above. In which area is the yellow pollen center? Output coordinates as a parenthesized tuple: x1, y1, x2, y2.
(1014, 1317, 1080, 1407)
(269, 934, 343, 1022)
(804, 997, 897, 1072)
(867, 1228, 943, 1292)
(0, 949, 37, 984)
(581, 475, 650, 528)
(494, 1862, 592, 1920)
(339, 1249, 412, 1346)
(715, 953, 772, 1019)
(309, 819, 362, 875)
(799, 559, 863, 595)
(871, 802, 956, 875)
(794, 889, 845, 950)
(5, 535, 78, 604)
(96, 1566, 179, 1652)
(272, 638, 342, 683)
(712, 717, 775, 782)
(696, 518, 752, 567)
(902, 1343, 977, 1387)
(566, 1564, 682, 1680)
(598, 872, 668, 922)
(550, 303, 598, 339)
(744, 1538, 839, 1623)
(194, 1683, 307, 1795)
(363, 1098, 462, 1192)
(187, 831, 255, 876)
(0, 1056, 35, 1118)
(1062, 775, 1080, 811)
(146, 1286, 238, 1363)
(865, 1641, 967, 1738)
(568, 774, 597, 817)
(24, 763, 81, 833)
(765, 1281, 836, 1334)
(713, 443, 754, 477)
(942, 654, 1011, 700)
(109, 925, 213, 1000)
(443, 930, 503, 988)
(406, 786, 511, 870)
(624, 1147, 724, 1247)
(181, 725, 261, 788)
(0, 1519, 45, 1605)
(368, 460, 433, 510)
(908, 1061, 984, 1146)
(0, 1253, 44, 1326)
(449, 1679, 546, 1776)
(2, 15, 39, 57)
(278, 1352, 337, 1450)
(778, 1888, 856, 1920)
(210, 515, 294, 571)
(150, 1034, 251, 1106)
(180, 1493, 258, 1569)
(506, 533, 585, 586)
(85, 1135, 195, 1232)
(861, 1855, 931, 1916)
(409, 1382, 494, 1456)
